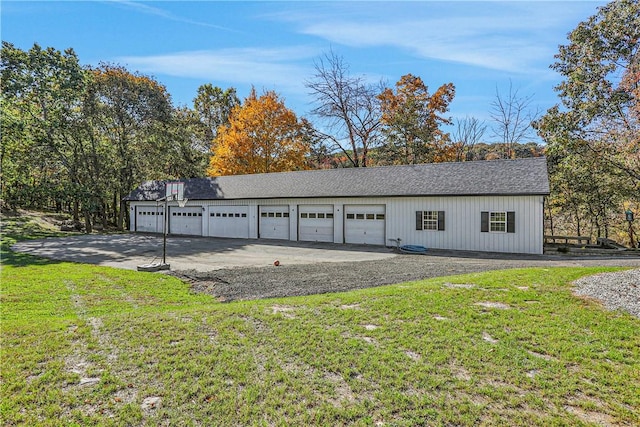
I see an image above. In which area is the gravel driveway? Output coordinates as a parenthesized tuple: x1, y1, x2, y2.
(574, 269, 640, 319)
(12, 233, 640, 310)
(172, 250, 640, 302)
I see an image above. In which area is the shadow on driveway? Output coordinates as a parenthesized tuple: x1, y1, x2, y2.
(11, 233, 397, 271)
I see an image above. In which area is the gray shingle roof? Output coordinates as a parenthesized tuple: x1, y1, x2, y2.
(124, 157, 550, 201)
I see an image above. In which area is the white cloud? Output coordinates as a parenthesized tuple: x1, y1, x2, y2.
(274, 2, 595, 74)
(118, 47, 319, 93)
(106, 0, 238, 32)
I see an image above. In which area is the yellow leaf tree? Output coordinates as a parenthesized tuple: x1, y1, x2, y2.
(207, 89, 312, 176)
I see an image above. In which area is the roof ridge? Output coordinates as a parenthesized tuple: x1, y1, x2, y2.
(181, 156, 548, 181)
(124, 157, 549, 201)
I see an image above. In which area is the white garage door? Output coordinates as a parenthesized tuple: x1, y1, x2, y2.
(344, 205, 386, 245)
(299, 205, 334, 243)
(208, 206, 249, 238)
(135, 206, 164, 233)
(259, 205, 290, 240)
(169, 206, 203, 236)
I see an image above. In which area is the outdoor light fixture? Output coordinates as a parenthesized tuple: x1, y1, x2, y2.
(625, 209, 636, 248)
(626, 209, 634, 222)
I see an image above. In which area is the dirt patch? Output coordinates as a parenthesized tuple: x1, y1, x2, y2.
(405, 350, 421, 361)
(141, 396, 162, 412)
(564, 405, 615, 426)
(324, 372, 356, 407)
(475, 302, 511, 310)
(449, 363, 472, 381)
(527, 350, 557, 361)
(443, 283, 477, 289)
(482, 332, 499, 343)
(270, 305, 297, 318)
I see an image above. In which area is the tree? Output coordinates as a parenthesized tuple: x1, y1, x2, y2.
(490, 81, 540, 159)
(88, 63, 174, 229)
(451, 116, 487, 161)
(207, 89, 311, 176)
(378, 74, 455, 164)
(0, 42, 90, 221)
(163, 107, 210, 178)
(193, 84, 240, 142)
(305, 51, 383, 167)
(535, 0, 639, 187)
(535, 0, 639, 241)
(1, 43, 207, 231)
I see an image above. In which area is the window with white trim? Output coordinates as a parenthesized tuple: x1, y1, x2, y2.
(481, 211, 515, 233)
(423, 211, 439, 230)
(490, 212, 507, 232)
(416, 210, 445, 231)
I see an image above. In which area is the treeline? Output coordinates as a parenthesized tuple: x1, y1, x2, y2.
(1, 42, 535, 232)
(1, 43, 210, 231)
(535, 0, 639, 244)
(317, 142, 544, 169)
(1, 0, 638, 242)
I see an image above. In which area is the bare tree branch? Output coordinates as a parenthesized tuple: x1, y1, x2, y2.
(490, 80, 540, 158)
(305, 50, 382, 167)
(452, 116, 486, 161)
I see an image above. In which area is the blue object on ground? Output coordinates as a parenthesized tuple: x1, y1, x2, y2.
(400, 245, 428, 254)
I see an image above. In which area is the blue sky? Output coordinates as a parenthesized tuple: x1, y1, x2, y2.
(2, 1, 607, 141)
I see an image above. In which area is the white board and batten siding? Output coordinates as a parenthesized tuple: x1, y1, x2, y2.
(385, 195, 544, 255)
(130, 195, 544, 254)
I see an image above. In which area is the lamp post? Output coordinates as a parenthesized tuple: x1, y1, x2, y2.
(625, 209, 635, 248)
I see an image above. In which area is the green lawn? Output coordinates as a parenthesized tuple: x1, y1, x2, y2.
(2, 213, 639, 426)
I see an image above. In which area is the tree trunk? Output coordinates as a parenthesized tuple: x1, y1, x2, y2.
(118, 199, 126, 231)
(83, 209, 92, 234)
(113, 192, 119, 226)
(102, 201, 108, 229)
(545, 198, 555, 236)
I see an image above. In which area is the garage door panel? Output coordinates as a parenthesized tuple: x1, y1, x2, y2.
(170, 207, 203, 236)
(344, 205, 385, 245)
(135, 206, 164, 233)
(260, 206, 290, 240)
(209, 206, 249, 238)
(299, 205, 334, 243)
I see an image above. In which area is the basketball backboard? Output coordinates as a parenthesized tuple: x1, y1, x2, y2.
(165, 181, 184, 201)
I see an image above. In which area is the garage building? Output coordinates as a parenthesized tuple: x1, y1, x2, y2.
(124, 157, 549, 254)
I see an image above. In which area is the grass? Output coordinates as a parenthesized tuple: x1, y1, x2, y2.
(2, 212, 639, 426)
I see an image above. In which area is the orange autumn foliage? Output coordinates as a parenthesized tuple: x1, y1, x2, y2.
(377, 74, 455, 164)
(207, 89, 311, 176)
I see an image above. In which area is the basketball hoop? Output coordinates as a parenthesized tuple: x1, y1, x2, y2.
(165, 181, 185, 202)
(177, 198, 189, 208)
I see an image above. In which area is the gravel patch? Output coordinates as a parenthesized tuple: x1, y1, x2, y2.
(573, 269, 640, 319)
(172, 252, 639, 302)
(173, 254, 526, 301)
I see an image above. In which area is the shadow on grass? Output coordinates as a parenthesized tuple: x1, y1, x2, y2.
(1, 214, 75, 268)
(0, 246, 62, 268)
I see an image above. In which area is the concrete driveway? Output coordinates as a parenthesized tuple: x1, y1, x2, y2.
(11, 233, 397, 271)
